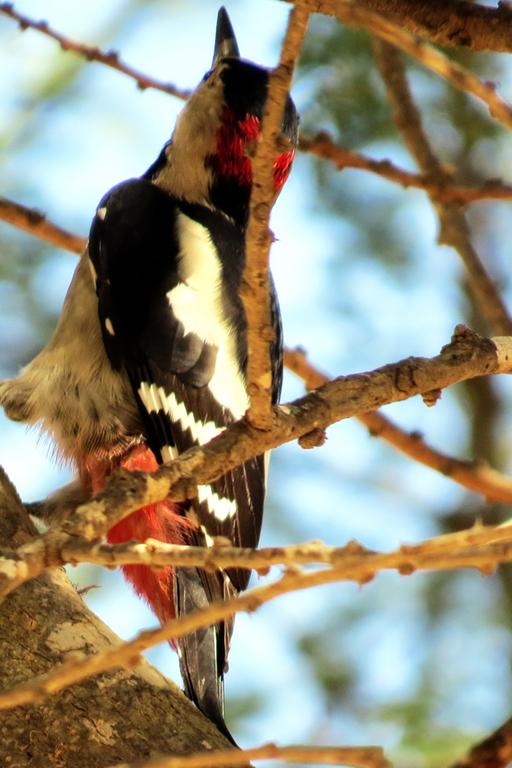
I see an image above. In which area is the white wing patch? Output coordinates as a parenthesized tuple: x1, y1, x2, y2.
(197, 486, 237, 522)
(137, 380, 237, 522)
(104, 317, 115, 336)
(137, 214, 252, 524)
(167, 213, 249, 419)
(138, 381, 223, 446)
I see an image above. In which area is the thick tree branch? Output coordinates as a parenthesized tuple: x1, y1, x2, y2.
(111, 743, 390, 768)
(0, 3, 190, 100)
(373, 40, 512, 336)
(289, 0, 512, 53)
(50, 326, 512, 542)
(2, 326, 512, 604)
(241, 3, 309, 428)
(314, 1, 512, 134)
(284, 347, 512, 503)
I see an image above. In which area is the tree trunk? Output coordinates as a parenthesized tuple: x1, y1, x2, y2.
(0, 469, 245, 767)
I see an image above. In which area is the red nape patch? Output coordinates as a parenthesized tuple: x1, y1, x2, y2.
(274, 150, 295, 192)
(92, 444, 196, 627)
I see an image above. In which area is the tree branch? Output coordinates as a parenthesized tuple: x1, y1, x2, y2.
(5, 518, 512, 588)
(284, 347, 512, 503)
(49, 326, 512, 543)
(0, 3, 190, 100)
(241, 3, 309, 429)
(2, 326, 512, 604)
(373, 39, 512, 336)
(4, 522, 512, 711)
(0, 196, 86, 253)
(449, 715, 512, 768)
(292, 0, 512, 53)
(299, 133, 512, 205)
(308, 1, 512, 134)
(110, 742, 390, 768)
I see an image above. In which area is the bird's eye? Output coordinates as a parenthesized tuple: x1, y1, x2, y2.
(201, 68, 214, 83)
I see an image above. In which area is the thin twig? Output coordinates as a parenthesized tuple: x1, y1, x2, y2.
(0, 2, 190, 100)
(109, 742, 390, 768)
(241, 3, 309, 429)
(373, 39, 512, 336)
(299, 133, 512, 205)
(0, 197, 86, 253)
(284, 347, 512, 502)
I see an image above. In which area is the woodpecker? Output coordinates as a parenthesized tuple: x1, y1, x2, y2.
(0, 8, 298, 742)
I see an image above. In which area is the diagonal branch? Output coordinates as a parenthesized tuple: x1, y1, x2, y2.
(241, 3, 310, 429)
(0, 2, 190, 100)
(284, 347, 512, 502)
(373, 39, 512, 336)
(3, 525, 512, 711)
(2, 325, 512, 603)
(5, 158, 512, 262)
(299, 133, 512, 205)
(0, 196, 86, 253)
(286, 0, 512, 53)
(449, 715, 512, 768)
(308, 0, 512, 133)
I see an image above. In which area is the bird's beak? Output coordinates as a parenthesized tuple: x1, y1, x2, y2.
(212, 7, 240, 66)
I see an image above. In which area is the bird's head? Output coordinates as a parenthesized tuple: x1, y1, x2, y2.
(147, 7, 299, 226)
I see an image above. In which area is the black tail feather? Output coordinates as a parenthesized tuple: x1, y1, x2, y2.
(174, 566, 237, 745)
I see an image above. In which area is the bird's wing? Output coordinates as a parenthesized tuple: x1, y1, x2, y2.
(88, 178, 282, 736)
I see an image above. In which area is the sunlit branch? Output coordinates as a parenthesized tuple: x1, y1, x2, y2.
(109, 742, 390, 768)
(4, 518, 512, 583)
(3, 524, 512, 710)
(1, 325, 512, 604)
(288, 0, 512, 54)
(241, 2, 310, 429)
(284, 347, 512, 503)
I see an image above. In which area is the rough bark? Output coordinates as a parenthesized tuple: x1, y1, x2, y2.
(296, 0, 512, 53)
(0, 469, 243, 768)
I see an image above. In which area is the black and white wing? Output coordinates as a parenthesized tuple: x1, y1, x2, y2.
(88, 177, 282, 737)
(88, 179, 279, 573)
